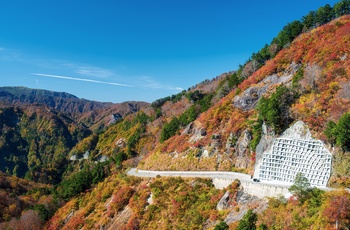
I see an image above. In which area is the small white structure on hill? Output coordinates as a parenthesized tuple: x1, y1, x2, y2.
(254, 121, 332, 187)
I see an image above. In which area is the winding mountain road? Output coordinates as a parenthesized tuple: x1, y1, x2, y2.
(127, 168, 254, 183)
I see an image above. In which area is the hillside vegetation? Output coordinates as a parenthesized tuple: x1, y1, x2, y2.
(140, 14, 350, 185)
(0, 1, 350, 229)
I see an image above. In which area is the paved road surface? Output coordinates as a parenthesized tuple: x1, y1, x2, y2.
(127, 168, 253, 183)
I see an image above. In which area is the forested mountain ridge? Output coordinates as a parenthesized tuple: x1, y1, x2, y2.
(0, 86, 149, 130)
(0, 86, 110, 115)
(0, 1, 350, 229)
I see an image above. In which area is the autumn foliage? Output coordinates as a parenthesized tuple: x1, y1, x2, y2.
(1, 3, 350, 230)
(258, 189, 350, 229)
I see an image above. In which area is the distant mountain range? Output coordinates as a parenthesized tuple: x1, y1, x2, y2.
(0, 86, 149, 130)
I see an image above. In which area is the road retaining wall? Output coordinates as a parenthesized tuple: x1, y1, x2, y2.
(212, 178, 290, 198)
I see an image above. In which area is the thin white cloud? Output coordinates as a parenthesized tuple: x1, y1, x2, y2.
(138, 76, 163, 89)
(76, 66, 113, 78)
(62, 63, 114, 78)
(136, 76, 183, 91)
(0, 48, 21, 61)
(32, 73, 132, 87)
(175, 87, 184, 91)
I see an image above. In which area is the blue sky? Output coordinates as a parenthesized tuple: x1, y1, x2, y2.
(0, 0, 340, 103)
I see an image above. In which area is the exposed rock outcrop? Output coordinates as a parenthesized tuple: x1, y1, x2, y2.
(108, 113, 122, 125)
(225, 199, 268, 225)
(115, 138, 126, 148)
(215, 185, 268, 225)
(235, 130, 251, 158)
(216, 191, 230, 211)
(253, 123, 275, 178)
(233, 63, 299, 111)
(181, 122, 194, 135)
(280, 120, 312, 140)
(182, 122, 207, 142)
(234, 129, 252, 168)
(107, 205, 133, 230)
(225, 132, 238, 154)
(186, 122, 207, 143)
(233, 85, 268, 111)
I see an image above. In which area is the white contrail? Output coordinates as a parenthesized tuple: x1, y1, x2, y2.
(31, 73, 132, 87)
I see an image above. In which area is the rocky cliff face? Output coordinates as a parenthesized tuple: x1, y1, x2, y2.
(233, 130, 252, 168)
(215, 181, 268, 226)
(233, 63, 298, 111)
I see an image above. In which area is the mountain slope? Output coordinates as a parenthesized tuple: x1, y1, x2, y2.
(0, 87, 148, 182)
(41, 10, 350, 230)
(140, 15, 350, 182)
(0, 105, 92, 183)
(0, 171, 56, 229)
